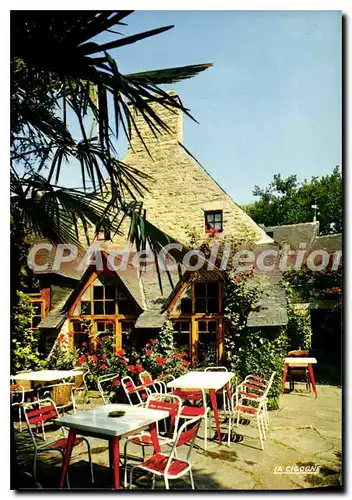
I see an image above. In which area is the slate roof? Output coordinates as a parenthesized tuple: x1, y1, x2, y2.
(38, 287, 72, 329)
(246, 243, 288, 327)
(263, 222, 320, 251)
(35, 243, 288, 330)
(310, 234, 342, 254)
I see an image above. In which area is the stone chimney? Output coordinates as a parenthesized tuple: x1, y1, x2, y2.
(127, 90, 183, 154)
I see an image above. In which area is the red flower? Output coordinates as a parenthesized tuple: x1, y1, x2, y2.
(101, 363, 107, 370)
(113, 379, 121, 387)
(183, 352, 188, 358)
(77, 354, 86, 364)
(151, 339, 158, 345)
(121, 359, 127, 366)
(156, 355, 165, 367)
(136, 364, 144, 374)
(82, 342, 87, 347)
(91, 354, 98, 364)
(68, 331, 73, 338)
(177, 353, 184, 360)
(58, 333, 66, 343)
(235, 276, 242, 283)
(182, 360, 190, 367)
(128, 365, 135, 373)
(134, 354, 140, 360)
(116, 348, 126, 357)
(102, 353, 107, 360)
(145, 349, 152, 356)
(145, 343, 151, 348)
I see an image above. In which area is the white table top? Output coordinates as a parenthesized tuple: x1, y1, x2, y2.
(56, 404, 169, 437)
(284, 357, 317, 366)
(167, 371, 235, 391)
(10, 369, 83, 382)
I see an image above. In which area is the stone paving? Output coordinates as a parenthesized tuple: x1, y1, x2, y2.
(14, 383, 342, 490)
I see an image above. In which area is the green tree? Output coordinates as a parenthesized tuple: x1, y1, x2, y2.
(246, 166, 342, 235)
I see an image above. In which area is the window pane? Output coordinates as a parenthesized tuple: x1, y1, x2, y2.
(180, 321, 191, 332)
(214, 222, 222, 231)
(32, 303, 42, 315)
(105, 301, 115, 315)
(207, 298, 219, 313)
(194, 282, 206, 297)
(180, 298, 192, 314)
(214, 213, 222, 222)
(195, 298, 206, 313)
(105, 286, 116, 300)
(174, 332, 190, 351)
(208, 321, 217, 332)
(81, 287, 90, 301)
(198, 321, 207, 332)
(74, 332, 89, 350)
(96, 321, 106, 332)
(207, 282, 218, 297)
(72, 321, 82, 332)
(93, 301, 104, 315)
(81, 301, 91, 315)
(206, 213, 215, 223)
(93, 286, 104, 300)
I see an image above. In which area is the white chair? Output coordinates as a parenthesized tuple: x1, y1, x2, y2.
(97, 373, 120, 404)
(242, 372, 276, 429)
(139, 370, 167, 393)
(204, 366, 233, 416)
(172, 388, 211, 450)
(123, 393, 182, 488)
(228, 372, 276, 450)
(11, 383, 25, 432)
(121, 376, 151, 406)
(129, 416, 202, 490)
(23, 398, 94, 486)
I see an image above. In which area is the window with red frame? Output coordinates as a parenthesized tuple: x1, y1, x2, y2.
(205, 210, 223, 233)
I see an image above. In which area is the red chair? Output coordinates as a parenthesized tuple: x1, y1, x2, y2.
(242, 372, 276, 429)
(123, 393, 182, 487)
(129, 416, 202, 490)
(121, 376, 151, 406)
(139, 371, 167, 394)
(172, 388, 210, 450)
(23, 398, 94, 487)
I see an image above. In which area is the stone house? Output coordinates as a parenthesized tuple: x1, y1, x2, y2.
(27, 92, 288, 366)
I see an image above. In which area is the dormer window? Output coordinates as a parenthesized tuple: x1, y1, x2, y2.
(205, 210, 223, 233)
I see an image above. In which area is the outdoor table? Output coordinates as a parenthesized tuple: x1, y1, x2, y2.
(56, 403, 169, 489)
(10, 369, 84, 383)
(167, 371, 235, 445)
(282, 357, 318, 398)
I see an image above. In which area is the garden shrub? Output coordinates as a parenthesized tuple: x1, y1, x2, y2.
(283, 279, 312, 351)
(74, 320, 190, 402)
(44, 332, 77, 370)
(223, 272, 288, 409)
(11, 291, 44, 372)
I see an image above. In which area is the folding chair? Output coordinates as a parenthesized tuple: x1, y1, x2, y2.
(123, 393, 182, 487)
(129, 416, 202, 490)
(23, 398, 94, 486)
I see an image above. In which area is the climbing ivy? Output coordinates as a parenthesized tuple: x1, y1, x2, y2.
(223, 273, 288, 409)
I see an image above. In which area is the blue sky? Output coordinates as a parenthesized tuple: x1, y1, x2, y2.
(64, 10, 342, 205)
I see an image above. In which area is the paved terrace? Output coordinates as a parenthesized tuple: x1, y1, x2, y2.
(14, 384, 342, 490)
